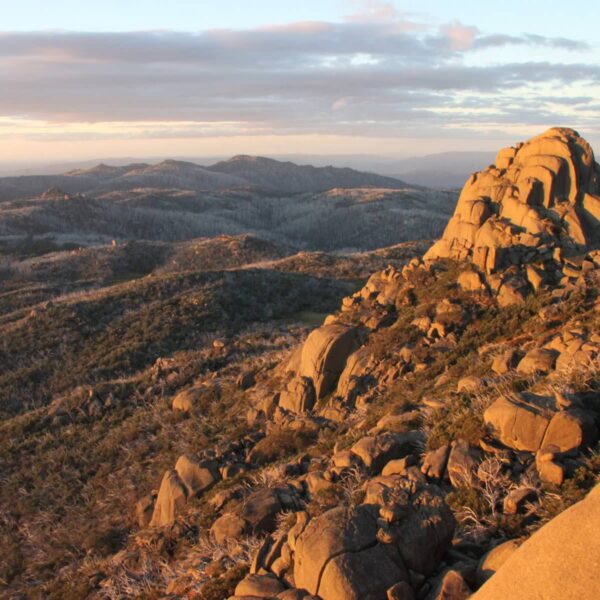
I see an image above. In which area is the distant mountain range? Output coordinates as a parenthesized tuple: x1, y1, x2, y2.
(0, 156, 413, 201)
(391, 151, 496, 189)
(0, 150, 500, 197)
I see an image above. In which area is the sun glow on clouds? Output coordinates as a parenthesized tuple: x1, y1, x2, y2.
(0, 117, 262, 140)
(0, 3, 599, 159)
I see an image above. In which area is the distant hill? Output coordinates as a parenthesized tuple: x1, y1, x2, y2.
(207, 155, 412, 193)
(0, 156, 412, 201)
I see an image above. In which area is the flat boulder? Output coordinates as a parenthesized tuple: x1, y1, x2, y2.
(235, 574, 285, 598)
(471, 484, 600, 600)
(484, 394, 596, 453)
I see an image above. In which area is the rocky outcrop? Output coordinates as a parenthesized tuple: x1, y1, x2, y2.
(424, 128, 600, 273)
(126, 128, 600, 600)
(293, 480, 454, 600)
(40, 186, 72, 200)
(472, 484, 600, 600)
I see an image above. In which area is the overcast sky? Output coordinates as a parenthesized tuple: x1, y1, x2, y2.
(1, 0, 599, 162)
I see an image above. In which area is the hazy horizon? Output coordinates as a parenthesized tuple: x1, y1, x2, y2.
(1, 0, 599, 161)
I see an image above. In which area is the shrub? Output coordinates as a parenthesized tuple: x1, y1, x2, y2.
(425, 394, 486, 450)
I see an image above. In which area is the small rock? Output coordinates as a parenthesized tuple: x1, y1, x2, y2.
(422, 444, 450, 480)
(503, 488, 538, 515)
(235, 573, 285, 597)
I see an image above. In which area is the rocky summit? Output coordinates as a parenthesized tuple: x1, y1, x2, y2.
(1, 129, 599, 600)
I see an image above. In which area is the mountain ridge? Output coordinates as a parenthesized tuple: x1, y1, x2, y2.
(0, 155, 414, 201)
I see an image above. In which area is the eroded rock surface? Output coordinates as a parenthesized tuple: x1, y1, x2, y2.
(424, 128, 600, 272)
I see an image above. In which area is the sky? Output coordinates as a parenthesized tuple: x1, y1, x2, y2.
(1, 0, 599, 163)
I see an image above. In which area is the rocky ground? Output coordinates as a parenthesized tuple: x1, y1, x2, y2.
(1, 128, 599, 600)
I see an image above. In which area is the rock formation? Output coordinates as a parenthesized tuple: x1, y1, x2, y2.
(424, 128, 600, 273)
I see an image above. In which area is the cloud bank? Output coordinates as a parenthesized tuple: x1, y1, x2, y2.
(0, 12, 599, 147)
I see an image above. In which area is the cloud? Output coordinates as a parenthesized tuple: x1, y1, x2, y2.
(440, 22, 478, 51)
(344, 1, 398, 22)
(474, 33, 590, 51)
(0, 18, 597, 143)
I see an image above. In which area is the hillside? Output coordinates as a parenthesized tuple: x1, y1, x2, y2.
(1, 128, 599, 600)
(0, 186, 456, 254)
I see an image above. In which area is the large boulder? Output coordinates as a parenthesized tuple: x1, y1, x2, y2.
(484, 394, 596, 452)
(149, 469, 188, 527)
(471, 484, 600, 600)
(484, 394, 553, 452)
(350, 432, 418, 474)
(174, 455, 220, 497)
(298, 324, 360, 399)
(279, 376, 316, 414)
(293, 505, 407, 600)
